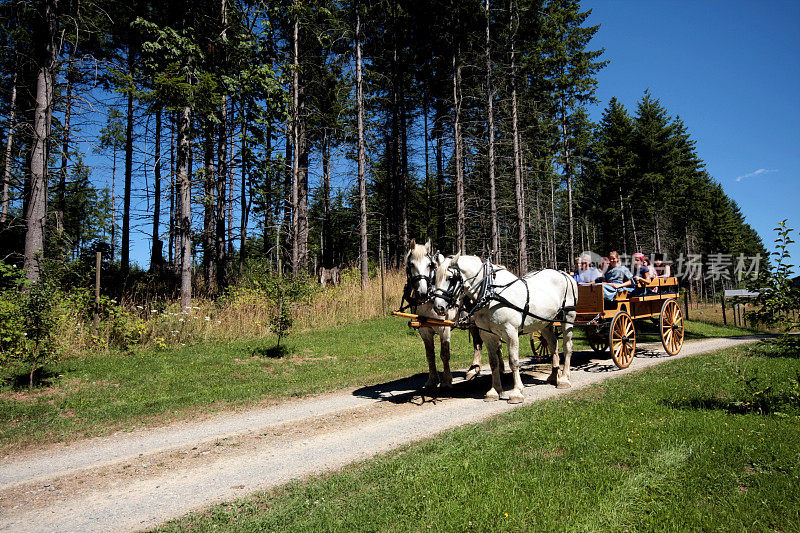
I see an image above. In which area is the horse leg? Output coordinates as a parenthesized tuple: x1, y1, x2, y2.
(439, 327, 453, 389)
(419, 327, 439, 390)
(483, 333, 504, 402)
(465, 325, 483, 381)
(506, 330, 525, 404)
(558, 311, 576, 389)
(542, 325, 559, 386)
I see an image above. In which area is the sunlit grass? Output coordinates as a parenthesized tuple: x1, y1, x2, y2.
(0, 312, 755, 451)
(156, 341, 800, 532)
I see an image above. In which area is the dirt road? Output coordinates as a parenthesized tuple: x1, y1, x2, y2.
(0, 336, 764, 532)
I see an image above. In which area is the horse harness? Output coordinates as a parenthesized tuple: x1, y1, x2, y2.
(434, 258, 578, 334)
(398, 253, 437, 313)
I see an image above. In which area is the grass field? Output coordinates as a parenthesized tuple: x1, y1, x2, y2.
(0, 316, 761, 451)
(156, 338, 800, 532)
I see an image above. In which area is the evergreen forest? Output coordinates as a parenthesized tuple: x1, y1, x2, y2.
(0, 0, 765, 305)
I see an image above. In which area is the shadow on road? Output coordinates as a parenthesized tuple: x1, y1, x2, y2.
(352, 348, 640, 404)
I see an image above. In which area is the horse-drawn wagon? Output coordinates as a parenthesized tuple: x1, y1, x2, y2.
(530, 277, 685, 368)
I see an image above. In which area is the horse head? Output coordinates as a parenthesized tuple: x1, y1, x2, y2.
(431, 254, 484, 315)
(404, 239, 436, 303)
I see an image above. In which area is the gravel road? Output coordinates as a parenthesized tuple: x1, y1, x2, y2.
(0, 335, 765, 532)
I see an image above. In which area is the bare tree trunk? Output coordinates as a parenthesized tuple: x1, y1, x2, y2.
(216, 96, 227, 291)
(485, 0, 499, 262)
(423, 95, 431, 239)
(290, 9, 300, 274)
(169, 112, 176, 270)
(56, 58, 74, 237)
(239, 102, 248, 270)
(121, 45, 134, 274)
(535, 180, 544, 269)
(453, 49, 465, 253)
(356, 6, 368, 287)
(618, 185, 627, 255)
(321, 131, 331, 268)
(550, 174, 557, 268)
(631, 210, 639, 253)
(203, 124, 216, 291)
(150, 107, 162, 271)
(216, 0, 228, 289)
(400, 96, 409, 254)
(2, 70, 17, 223)
(561, 101, 574, 265)
(510, 2, 526, 273)
(177, 106, 192, 311)
(24, 0, 58, 284)
(434, 110, 445, 245)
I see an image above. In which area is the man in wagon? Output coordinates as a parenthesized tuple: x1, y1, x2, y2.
(602, 250, 635, 301)
(577, 253, 602, 284)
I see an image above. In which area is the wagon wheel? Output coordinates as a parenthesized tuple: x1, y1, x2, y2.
(586, 326, 608, 353)
(609, 311, 636, 369)
(659, 298, 685, 355)
(530, 332, 549, 359)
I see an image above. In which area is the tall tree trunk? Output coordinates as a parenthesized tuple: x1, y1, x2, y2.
(239, 102, 248, 270)
(453, 49, 465, 254)
(356, 6, 368, 287)
(561, 99, 574, 266)
(550, 174, 557, 268)
(56, 57, 74, 238)
(510, 2, 526, 273)
(150, 107, 162, 271)
(203, 123, 216, 291)
(216, 0, 228, 288)
(24, 0, 58, 284)
(216, 97, 227, 292)
(485, 0, 499, 262)
(400, 97, 409, 254)
(177, 106, 192, 310)
(290, 8, 300, 274)
(121, 45, 134, 274)
(1, 70, 17, 223)
(434, 110, 445, 245)
(423, 95, 431, 240)
(169, 111, 175, 267)
(321, 131, 331, 268)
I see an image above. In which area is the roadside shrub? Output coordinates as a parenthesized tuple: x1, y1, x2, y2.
(0, 293, 25, 363)
(18, 281, 60, 388)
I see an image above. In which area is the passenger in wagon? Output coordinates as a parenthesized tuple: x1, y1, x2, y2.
(602, 250, 635, 301)
(631, 252, 651, 295)
(651, 253, 671, 278)
(577, 254, 602, 284)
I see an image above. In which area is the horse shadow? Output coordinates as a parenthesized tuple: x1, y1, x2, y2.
(352, 357, 584, 405)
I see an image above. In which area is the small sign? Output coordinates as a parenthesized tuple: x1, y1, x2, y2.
(724, 289, 759, 299)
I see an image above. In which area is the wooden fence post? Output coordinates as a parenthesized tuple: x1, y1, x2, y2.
(379, 227, 386, 313)
(683, 288, 690, 322)
(721, 292, 727, 325)
(93, 251, 101, 334)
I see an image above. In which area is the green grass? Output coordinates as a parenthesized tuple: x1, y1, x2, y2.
(0, 316, 762, 450)
(156, 340, 800, 532)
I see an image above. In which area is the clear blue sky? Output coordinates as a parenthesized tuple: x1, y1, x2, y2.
(584, 0, 800, 274)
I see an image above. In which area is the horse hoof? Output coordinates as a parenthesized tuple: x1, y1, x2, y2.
(423, 381, 438, 391)
(557, 381, 572, 389)
(499, 391, 510, 401)
(484, 390, 500, 402)
(508, 393, 524, 404)
(440, 382, 453, 390)
(465, 368, 481, 381)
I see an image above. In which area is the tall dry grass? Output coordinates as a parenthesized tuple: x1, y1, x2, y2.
(53, 268, 407, 352)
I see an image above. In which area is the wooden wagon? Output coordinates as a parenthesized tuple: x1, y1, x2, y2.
(393, 277, 685, 370)
(530, 277, 685, 368)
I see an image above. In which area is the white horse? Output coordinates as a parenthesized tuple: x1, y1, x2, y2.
(404, 240, 484, 389)
(431, 254, 578, 404)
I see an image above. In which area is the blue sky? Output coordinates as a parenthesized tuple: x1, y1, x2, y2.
(584, 0, 800, 273)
